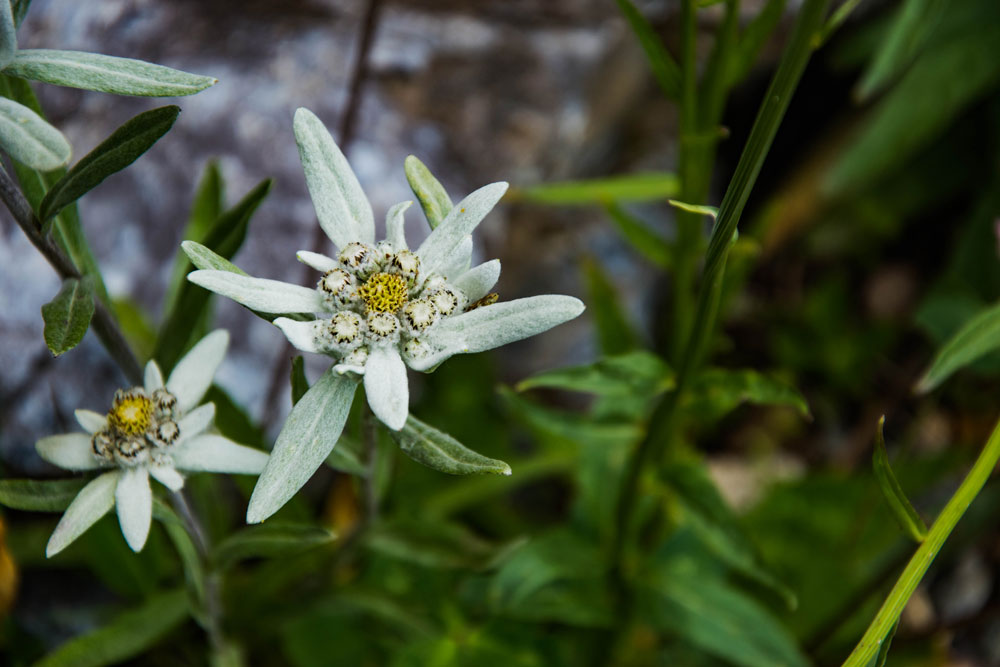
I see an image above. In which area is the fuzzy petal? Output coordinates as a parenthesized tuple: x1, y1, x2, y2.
(440, 236, 473, 280)
(296, 251, 338, 273)
(144, 360, 164, 393)
(177, 403, 215, 444)
(247, 368, 358, 523)
(416, 182, 507, 276)
(385, 200, 412, 250)
(171, 435, 268, 474)
(36, 433, 104, 470)
(273, 317, 323, 354)
(364, 346, 409, 430)
(74, 409, 107, 434)
(418, 295, 585, 369)
(167, 329, 229, 413)
(294, 107, 374, 247)
(149, 465, 185, 492)
(452, 259, 501, 303)
(115, 467, 152, 552)
(46, 471, 119, 557)
(188, 270, 323, 314)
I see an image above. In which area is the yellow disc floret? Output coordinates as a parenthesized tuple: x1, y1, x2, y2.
(108, 389, 153, 437)
(358, 272, 408, 313)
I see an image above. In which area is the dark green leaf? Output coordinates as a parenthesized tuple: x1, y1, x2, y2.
(730, 0, 787, 85)
(154, 180, 272, 375)
(365, 519, 506, 570)
(0, 478, 88, 512)
(873, 417, 928, 542)
(854, 0, 948, 100)
(641, 564, 809, 667)
(404, 155, 452, 229)
(582, 257, 639, 355)
(615, 0, 681, 100)
(517, 350, 673, 396)
(917, 300, 1000, 392)
(684, 368, 810, 421)
(602, 202, 671, 268)
(501, 385, 642, 446)
(203, 385, 266, 449)
(212, 523, 335, 570)
(39, 106, 179, 222)
(11, 0, 31, 27)
(33, 589, 188, 667)
(390, 415, 511, 476)
(6, 49, 216, 97)
(164, 161, 225, 310)
(511, 172, 679, 205)
(827, 20, 1000, 195)
(290, 356, 309, 406)
(324, 433, 366, 476)
(41, 277, 95, 356)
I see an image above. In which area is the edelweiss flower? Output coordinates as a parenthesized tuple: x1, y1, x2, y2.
(187, 108, 584, 523)
(36, 331, 268, 556)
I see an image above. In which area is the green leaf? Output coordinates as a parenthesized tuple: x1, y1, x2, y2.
(212, 523, 335, 570)
(668, 198, 718, 218)
(826, 20, 1000, 195)
(325, 433, 366, 476)
(517, 350, 673, 397)
(511, 172, 680, 205)
(365, 519, 506, 570)
(488, 529, 613, 627)
(917, 300, 1000, 392)
(602, 202, 671, 268)
(390, 415, 511, 476)
(404, 155, 453, 229)
(11, 0, 31, 27)
(730, 0, 787, 85)
(869, 621, 897, 667)
(0, 0, 15, 70)
(6, 49, 216, 97)
(641, 563, 809, 667)
(41, 277, 95, 356)
(615, 0, 681, 100)
(0, 95, 70, 170)
(501, 385, 642, 446)
(684, 368, 810, 421)
(164, 161, 225, 311)
(854, 0, 948, 100)
(33, 589, 189, 667)
(290, 356, 309, 405)
(154, 180, 272, 375)
(180, 239, 246, 275)
(582, 257, 639, 355)
(203, 385, 266, 449)
(873, 417, 928, 542)
(39, 106, 179, 222)
(0, 478, 88, 512)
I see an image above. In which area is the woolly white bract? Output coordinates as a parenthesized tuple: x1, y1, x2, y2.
(187, 108, 584, 524)
(36, 331, 268, 556)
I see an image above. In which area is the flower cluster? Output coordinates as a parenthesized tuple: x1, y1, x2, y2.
(36, 332, 268, 556)
(187, 107, 584, 524)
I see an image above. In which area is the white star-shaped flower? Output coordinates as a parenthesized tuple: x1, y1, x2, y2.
(187, 108, 584, 524)
(36, 331, 269, 556)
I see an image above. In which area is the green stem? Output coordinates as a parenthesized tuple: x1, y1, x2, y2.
(842, 417, 1000, 666)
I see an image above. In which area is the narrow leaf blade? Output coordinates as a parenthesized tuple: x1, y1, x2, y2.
(212, 523, 335, 570)
(405, 155, 453, 229)
(7, 49, 216, 96)
(0, 0, 15, 69)
(0, 478, 89, 512)
(33, 590, 189, 667)
(615, 0, 681, 99)
(390, 415, 511, 476)
(873, 417, 928, 542)
(917, 300, 1000, 392)
(511, 172, 679, 205)
(39, 105, 180, 222)
(41, 277, 95, 356)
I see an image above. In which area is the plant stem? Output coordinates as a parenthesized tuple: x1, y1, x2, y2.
(362, 402, 380, 523)
(609, 0, 831, 632)
(0, 164, 143, 384)
(841, 417, 1000, 666)
(170, 490, 228, 660)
